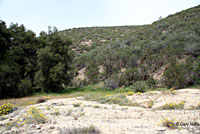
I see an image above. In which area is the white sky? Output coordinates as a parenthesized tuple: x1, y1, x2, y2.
(0, 0, 199, 35)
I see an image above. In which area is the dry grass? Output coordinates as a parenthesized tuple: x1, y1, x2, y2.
(0, 94, 77, 107)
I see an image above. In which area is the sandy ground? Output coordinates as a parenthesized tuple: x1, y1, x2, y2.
(0, 89, 200, 134)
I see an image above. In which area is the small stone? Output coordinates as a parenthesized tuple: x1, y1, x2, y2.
(29, 124, 35, 128)
(10, 115, 14, 118)
(36, 125, 41, 129)
(49, 126, 55, 129)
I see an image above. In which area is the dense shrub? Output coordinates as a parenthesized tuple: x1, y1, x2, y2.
(163, 63, 194, 89)
(118, 67, 139, 87)
(184, 43, 200, 56)
(0, 103, 15, 116)
(85, 62, 99, 84)
(194, 56, 200, 85)
(104, 79, 118, 90)
(127, 54, 139, 67)
(18, 78, 33, 97)
(146, 78, 158, 89)
(132, 81, 149, 93)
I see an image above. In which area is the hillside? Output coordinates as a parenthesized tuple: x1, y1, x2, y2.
(61, 5, 200, 54)
(60, 5, 200, 88)
(0, 5, 200, 99)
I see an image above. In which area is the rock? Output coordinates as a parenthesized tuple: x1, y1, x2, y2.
(36, 125, 41, 129)
(11, 127, 19, 132)
(29, 124, 35, 128)
(49, 126, 55, 129)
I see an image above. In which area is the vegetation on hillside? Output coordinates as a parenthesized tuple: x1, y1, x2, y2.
(69, 5, 200, 89)
(0, 5, 200, 98)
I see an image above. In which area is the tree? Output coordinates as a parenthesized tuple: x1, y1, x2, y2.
(194, 56, 200, 85)
(35, 28, 72, 92)
(0, 21, 38, 97)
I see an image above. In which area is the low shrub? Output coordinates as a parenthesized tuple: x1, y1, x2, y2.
(0, 103, 16, 116)
(158, 102, 185, 110)
(104, 79, 118, 90)
(132, 81, 149, 93)
(60, 125, 100, 134)
(24, 106, 46, 124)
(73, 103, 81, 107)
(146, 78, 157, 89)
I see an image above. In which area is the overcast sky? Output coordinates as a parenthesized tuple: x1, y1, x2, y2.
(0, 0, 199, 35)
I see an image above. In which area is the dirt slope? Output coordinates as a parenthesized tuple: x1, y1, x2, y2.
(0, 89, 200, 134)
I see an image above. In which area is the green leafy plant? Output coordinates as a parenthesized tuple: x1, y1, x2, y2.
(132, 81, 149, 93)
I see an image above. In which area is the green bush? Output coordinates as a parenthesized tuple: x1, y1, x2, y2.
(118, 67, 139, 87)
(194, 56, 200, 85)
(18, 78, 33, 97)
(146, 78, 157, 89)
(132, 81, 149, 93)
(104, 79, 118, 90)
(163, 63, 193, 89)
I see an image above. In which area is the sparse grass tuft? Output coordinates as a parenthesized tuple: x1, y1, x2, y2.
(147, 101, 154, 108)
(61, 125, 100, 134)
(85, 94, 140, 107)
(51, 108, 60, 116)
(66, 109, 72, 116)
(93, 105, 100, 109)
(158, 102, 185, 110)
